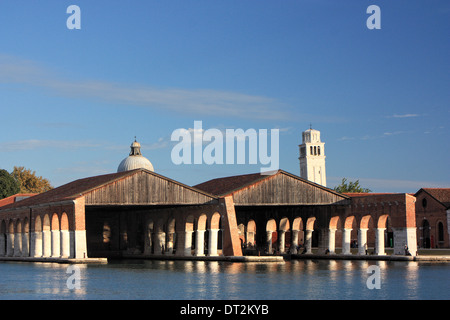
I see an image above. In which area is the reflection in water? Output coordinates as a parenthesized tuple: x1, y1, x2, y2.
(0, 259, 448, 300)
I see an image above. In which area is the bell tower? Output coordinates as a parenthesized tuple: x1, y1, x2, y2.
(299, 126, 327, 187)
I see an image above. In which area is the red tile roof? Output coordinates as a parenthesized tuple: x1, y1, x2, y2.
(0, 193, 38, 208)
(194, 172, 268, 196)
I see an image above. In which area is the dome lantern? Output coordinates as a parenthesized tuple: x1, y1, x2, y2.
(117, 138, 154, 172)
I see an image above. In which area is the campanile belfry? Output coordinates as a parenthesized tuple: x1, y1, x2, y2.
(299, 126, 327, 187)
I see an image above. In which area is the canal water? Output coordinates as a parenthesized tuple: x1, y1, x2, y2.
(0, 259, 448, 300)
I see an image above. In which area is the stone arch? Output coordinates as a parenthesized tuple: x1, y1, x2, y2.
(42, 214, 51, 257)
(306, 217, 316, 231)
(50, 213, 60, 257)
(342, 216, 356, 255)
(377, 214, 389, 229)
(210, 212, 221, 230)
(14, 219, 22, 256)
(265, 219, 277, 254)
(7, 220, 15, 256)
(60, 213, 71, 258)
(32, 215, 43, 257)
(34, 215, 42, 232)
(22, 218, 30, 257)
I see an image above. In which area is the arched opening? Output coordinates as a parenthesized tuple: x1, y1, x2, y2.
(266, 219, 277, 254)
(342, 216, 356, 254)
(279, 217, 290, 253)
(22, 218, 30, 257)
(195, 214, 207, 256)
(145, 220, 154, 254)
(304, 217, 316, 254)
(437, 222, 444, 247)
(292, 217, 303, 252)
(208, 212, 221, 256)
(184, 215, 195, 256)
(7, 220, 15, 257)
(60, 213, 70, 258)
(14, 220, 22, 256)
(422, 220, 430, 248)
(42, 214, 51, 257)
(167, 218, 176, 254)
(51, 213, 60, 257)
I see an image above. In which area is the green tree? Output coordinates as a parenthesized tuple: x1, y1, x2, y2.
(11, 166, 53, 194)
(0, 169, 20, 199)
(333, 178, 371, 193)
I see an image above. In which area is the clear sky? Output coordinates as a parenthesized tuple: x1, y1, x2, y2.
(0, 1, 449, 193)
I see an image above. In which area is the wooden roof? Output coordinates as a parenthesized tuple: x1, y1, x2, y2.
(194, 170, 349, 205)
(0, 169, 217, 210)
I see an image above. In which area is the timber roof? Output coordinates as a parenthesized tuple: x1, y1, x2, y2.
(415, 188, 450, 209)
(0, 169, 217, 210)
(194, 169, 349, 205)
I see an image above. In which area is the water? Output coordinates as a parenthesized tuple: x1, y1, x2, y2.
(0, 259, 448, 300)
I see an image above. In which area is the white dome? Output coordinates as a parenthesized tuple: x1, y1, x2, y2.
(117, 139, 154, 172)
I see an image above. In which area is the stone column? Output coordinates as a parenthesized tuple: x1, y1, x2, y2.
(342, 228, 352, 255)
(375, 228, 386, 255)
(184, 231, 193, 256)
(266, 231, 273, 254)
(61, 230, 71, 258)
(278, 230, 286, 254)
(290, 230, 299, 254)
(13, 232, 22, 257)
(153, 232, 164, 255)
(51, 230, 61, 257)
(0, 234, 5, 256)
(304, 229, 313, 254)
(42, 230, 51, 257)
(328, 228, 336, 254)
(195, 230, 206, 256)
(358, 228, 368, 255)
(21, 232, 29, 257)
(208, 229, 219, 257)
(31, 231, 42, 257)
(6, 233, 14, 257)
(166, 232, 175, 254)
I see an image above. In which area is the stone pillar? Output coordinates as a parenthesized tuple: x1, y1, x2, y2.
(328, 228, 336, 254)
(208, 229, 219, 257)
(6, 233, 14, 257)
(246, 231, 255, 247)
(304, 229, 313, 254)
(290, 230, 299, 254)
(144, 231, 152, 254)
(374, 228, 386, 255)
(266, 231, 273, 254)
(51, 230, 61, 257)
(31, 231, 42, 257)
(13, 232, 22, 257)
(42, 230, 51, 257)
(358, 228, 368, 255)
(184, 231, 193, 256)
(166, 232, 175, 254)
(74, 230, 88, 259)
(21, 232, 29, 257)
(195, 230, 206, 256)
(393, 227, 417, 256)
(153, 232, 164, 254)
(61, 230, 71, 258)
(278, 230, 286, 254)
(0, 234, 5, 256)
(342, 228, 352, 255)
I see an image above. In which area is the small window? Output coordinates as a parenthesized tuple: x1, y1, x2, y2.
(314, 146, 317, 155)
(310, 146, 313, 155)
(422, 198, 427, 208)
(318, 146, 321, 155)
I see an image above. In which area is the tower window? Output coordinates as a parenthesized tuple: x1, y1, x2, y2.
(310, 146, 313, 155)
(314, 146, 317, 155)
(318, 146, 321, 155)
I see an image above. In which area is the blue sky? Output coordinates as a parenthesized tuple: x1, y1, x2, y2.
(0, 1, 449, 193)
